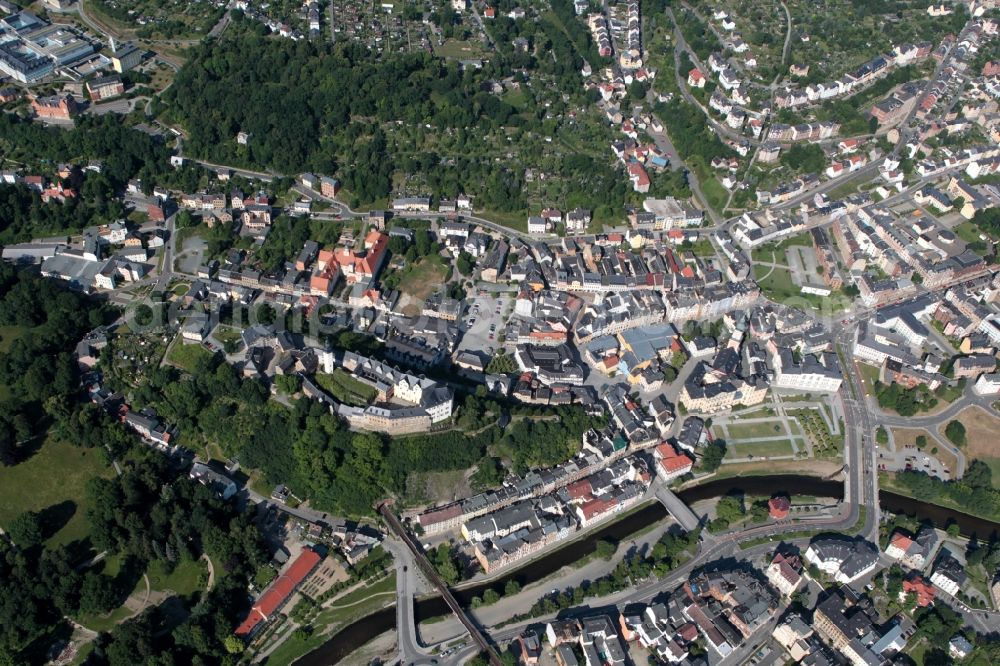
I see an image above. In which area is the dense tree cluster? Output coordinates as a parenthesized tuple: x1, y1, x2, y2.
(0, 266, 115, 465)
(0, 114, 213, 243)
(896, 459, 1000, 520)
(654, 99, 734, 167)
(158, 17, 630, 213)
(780, 144, 826, 174)
(87, 453, 266, 576)
(675, 8, 722, 61)
(873, 380, 937, 416)
(0, 448, 265, 664)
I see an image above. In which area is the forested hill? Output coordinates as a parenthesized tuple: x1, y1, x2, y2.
(157, 12, 615, 211)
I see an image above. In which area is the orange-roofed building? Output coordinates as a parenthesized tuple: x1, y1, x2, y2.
(235, 547, 322, 638)
(654, 443, 693, 482)
(333, 231, 389, 283)
(529, 330, 568, 344)
(310, 268, 337, 296)
(902, 574, 936, 607)
(316, 248, 336, 271)
(575, 496, 617, 526)
(599, 355, 620, 375)
(566, 479, 593, 502)
(885, 531, 914, 560)
(768, 496, 790, 520)
(688, 68, 706, 88)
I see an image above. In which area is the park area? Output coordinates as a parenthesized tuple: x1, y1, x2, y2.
(0, 435, 114, 549)
(166, 338, 214, 372)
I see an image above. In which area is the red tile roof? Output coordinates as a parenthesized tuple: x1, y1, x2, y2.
(903, 575, 936, 607)
(768, 496, 790, 520)
(889, 532, 913, 551)
(235, 548, 322, 637)
(655, 444, 693, 474)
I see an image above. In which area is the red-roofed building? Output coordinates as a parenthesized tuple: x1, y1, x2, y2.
(766, 551, 802, 597)
(418, 503, 464, 534)
(332, 230, 389, 284)
(886, 531, 913, 556)
(654, 443, 693, 481)
(235, 548, 322, 638)
(628, 162, 651, 193)
(566, 479, 593, 502)
(677, 622, 698, 643)
(484, 6, 495, 18)
(575, 496, 617, 526)
(687, 68, 706, 88)
(903, 574, 936, 607)
(768, 496, 790, 520)
(599, 355, 620, 374)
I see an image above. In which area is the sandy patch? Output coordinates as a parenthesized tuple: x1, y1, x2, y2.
(945, 406, 1000, 459)
(891, 427, 959, 475)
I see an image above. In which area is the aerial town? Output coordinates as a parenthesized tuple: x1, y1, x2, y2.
(0, 0, 1000, 664)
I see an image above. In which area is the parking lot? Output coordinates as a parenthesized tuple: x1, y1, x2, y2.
(454, 289, 515, 363)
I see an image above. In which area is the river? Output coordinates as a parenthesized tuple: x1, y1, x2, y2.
(296, 475, 999, 664)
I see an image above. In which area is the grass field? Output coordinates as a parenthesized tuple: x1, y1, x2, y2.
(166, 339, 213, 372)
(753, 264, 798, 299)
(434, 39, 487, 59)
(396, 258, 449, 301)
(212, 325, 243, 347)
(0, 324, 26, 353)
(954, 220, 991, 245)
(858, 362, 881, 392)
(722, 421, 787, 440)
(314, 369, 378, 406)
(147, 557, 207, 596)
(0, 435, 113, 548)
(725, 439, 796, 459)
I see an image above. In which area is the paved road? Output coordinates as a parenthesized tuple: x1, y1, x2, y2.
(777, 1, 792, 80)
(381, 537, 434, 665)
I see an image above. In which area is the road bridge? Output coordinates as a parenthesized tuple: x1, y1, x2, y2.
(654, 485, 702, 532)
(378, 503, 503, 666)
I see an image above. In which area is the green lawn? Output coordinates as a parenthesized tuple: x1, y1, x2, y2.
(147, 557, 207, 596)
(434, 39, 486, 59)
(76, 604, 135, 633)
(212, 325, 243, 346)
(858, 362, 881, 391)
(772, 233, 814, 251)
(726, 439, 796, 459)
(314, 369, 378, 406)
(0, 324, 27, 353)
(688, 156, 727, 212)
(0, 435, 114, 548)
(954, 220, 990, 244)
(723, 421, 788, 440)
(983, 457, 1000, 490)
(166, 339, 214, 372)
(753, 264, 798, 299)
